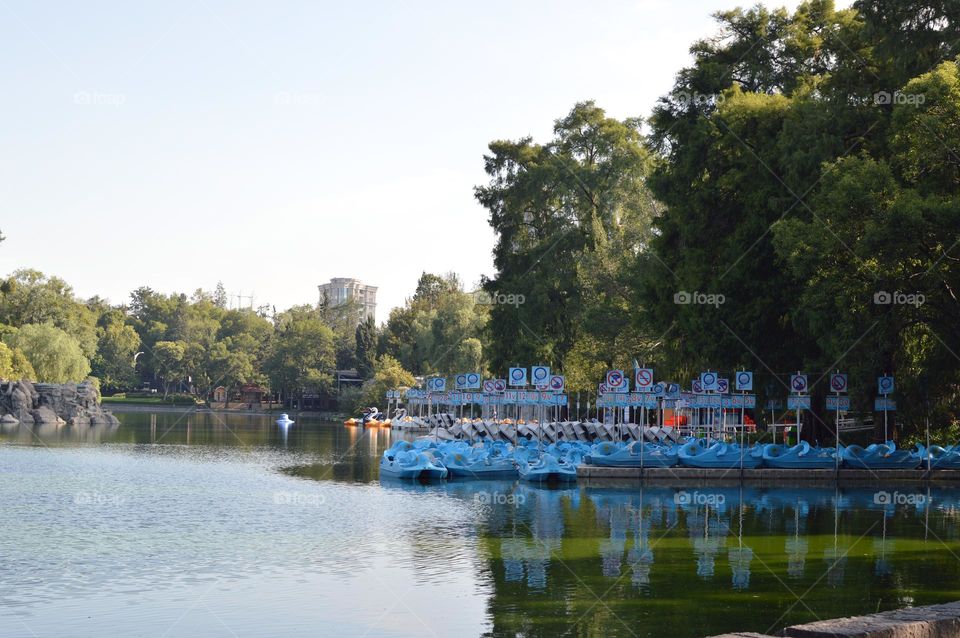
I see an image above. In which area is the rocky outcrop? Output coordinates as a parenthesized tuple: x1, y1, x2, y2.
(0, 380, 119, 426)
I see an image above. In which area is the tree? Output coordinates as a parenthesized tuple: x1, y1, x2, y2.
(354, 315, 377, 380)
(264, 306, 336, 406)
(475, 101, 654, 380)
(358, 355, 416, 412)
(152, 340, 187, 398)
(91, 316, 141, 393)
(0, 342, 35, 381)
(5, 323, 90, 383)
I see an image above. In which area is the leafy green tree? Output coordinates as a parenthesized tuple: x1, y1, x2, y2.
(358, 354, 416, 412)
(475, 101, 654, 379)
(91, 317, 141, 393)
(354, 315, 377, 379)
(5, 323, 90, 383)
(152, 340, 187, 398)
(0, 342, 35, 381)
(265, 306, 336, 406)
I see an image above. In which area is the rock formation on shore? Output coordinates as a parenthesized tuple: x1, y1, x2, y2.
(0, 380, 119, 426)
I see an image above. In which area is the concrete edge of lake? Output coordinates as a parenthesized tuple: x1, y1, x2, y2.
(707, 601, 960, 637)
(577, 465, 960, 484)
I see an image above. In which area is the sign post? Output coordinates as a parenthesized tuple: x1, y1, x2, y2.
(789, 372, 808, 443)
(878, 376, 895, 441)
(829, 372, 848, 471)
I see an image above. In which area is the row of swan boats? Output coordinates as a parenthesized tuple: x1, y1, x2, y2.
(379, 437, 960, 481)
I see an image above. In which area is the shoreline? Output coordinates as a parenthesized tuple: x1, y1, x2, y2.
(102, 402, 347, 420)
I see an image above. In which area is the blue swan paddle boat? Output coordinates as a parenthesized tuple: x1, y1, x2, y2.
(761, 441, 837, 469)
(380, 441, 448, 480)
(913, 444, 960, 470)
(442, 445, 519, 479)
(678, 440, 763, 469)
(584, 441, 679, 468)
(840, 441, 920, 469)
(516, 448, 578, 483)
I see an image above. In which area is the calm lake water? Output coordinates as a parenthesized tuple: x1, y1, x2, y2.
(2, 411, 960, 637)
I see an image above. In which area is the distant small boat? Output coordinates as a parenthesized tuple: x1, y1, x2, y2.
(276, 413, 295, 427)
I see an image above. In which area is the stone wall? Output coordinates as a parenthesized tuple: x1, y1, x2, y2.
(0, 380, 119, 426)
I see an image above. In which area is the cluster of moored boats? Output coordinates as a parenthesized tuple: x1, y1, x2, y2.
(379, 430, 960, 481)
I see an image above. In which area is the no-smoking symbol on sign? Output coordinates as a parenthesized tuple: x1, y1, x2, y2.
(830, 373, 848, 393)
(635, 368, 653, 388)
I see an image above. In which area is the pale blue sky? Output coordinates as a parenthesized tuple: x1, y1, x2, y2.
(0, 0, 837, 320)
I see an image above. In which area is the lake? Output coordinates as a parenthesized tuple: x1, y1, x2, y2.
(2, 410, 959, 637)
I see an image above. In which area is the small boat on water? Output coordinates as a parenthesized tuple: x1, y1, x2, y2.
(515, 447, 578, 483)
(678, 440, 763, 469)
(584, 441, 679, 468)
(276, 413, 295, 427)
(345, 407, 392, 428)
(841, 441, 920, 469)
(379, 441, 448, 480)
(915, 444, 960, 470)
(761, 442, 837, 469)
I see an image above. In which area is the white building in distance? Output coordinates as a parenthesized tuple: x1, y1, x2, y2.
(318, 277, 377, 322)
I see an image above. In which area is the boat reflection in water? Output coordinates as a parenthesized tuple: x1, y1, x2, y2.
(423, 479, 960, 636)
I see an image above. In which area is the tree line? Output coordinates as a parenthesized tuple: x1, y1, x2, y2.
(476, 0, 960, 440)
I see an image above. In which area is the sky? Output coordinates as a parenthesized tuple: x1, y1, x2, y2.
(0, 0, 848, 322)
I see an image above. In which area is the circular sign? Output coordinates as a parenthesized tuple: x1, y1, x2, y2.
(549, 375, 564, 391)
(692, 380, 704, 393)
(830, 374, 848, 393)
(791, 374, 808, 393)
(717, 378, 729, 393)
(494, 379, 506, 391)
(532, 366, 549, 382)
(456, 374, 467, 387)
(702, 372, 716, 385)
(636, 368, 653, 387)
(737, 372, 751, 387)
(607, 370, 624, 386)
(879, 377, 893, 393)
(467, 373, 480, 386)
(483, 380, 495, 393)
(511, 368, 525, 381)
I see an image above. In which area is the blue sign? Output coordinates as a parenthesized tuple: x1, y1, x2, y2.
(735, 371, 753, 392)
(466, 372, 481, 389)
(455, 373, 468, 389)
(875, 397, 897, 411)
(716, 378, 730, 394)
(531, 365, 551, 386)
(790, 374, 808, 394)
(878, 376, 895, 395)
(787, 395, 811, 410)
(700, 371, 718, 391)
(826, 395, 851, 411)
(509, 367, 527, 386)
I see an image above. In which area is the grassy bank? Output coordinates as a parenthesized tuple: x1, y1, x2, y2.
(102, 394, 198, 406)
